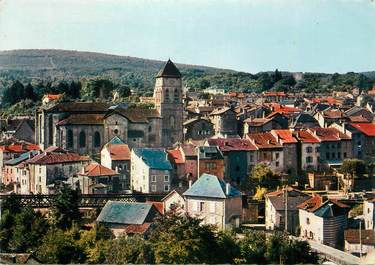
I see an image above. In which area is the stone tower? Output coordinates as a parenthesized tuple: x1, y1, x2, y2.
(154, 59, 183, 147)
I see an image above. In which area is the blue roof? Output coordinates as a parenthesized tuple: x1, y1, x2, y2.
(133, 148, 172, 170)
(5, 150, 39, 166)
(314, 201, 348, 218)
(183, 173, 242, 199)
(96, 201, 155, 225)
(107, 136, 125, 145)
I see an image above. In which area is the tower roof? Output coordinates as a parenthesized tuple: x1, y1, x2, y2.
(156, 59, 182, 78)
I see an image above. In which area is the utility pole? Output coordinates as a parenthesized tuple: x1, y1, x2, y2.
(284, 185, 288, 233)
(359, 220, 362, 259)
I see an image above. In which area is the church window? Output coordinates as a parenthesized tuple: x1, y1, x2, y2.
(79, 131, 86, 148)
(93, 131, 101, 147)
(169, 115, 175, 129)
(67, 129, 73, 148)
(114, 129, 119, 135)
(174, 88, 179, 102)
(165, 89, 169, 102)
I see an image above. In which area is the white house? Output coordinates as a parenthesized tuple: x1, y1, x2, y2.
(364, 198, 375, 230)
(130, 148, 172, 193)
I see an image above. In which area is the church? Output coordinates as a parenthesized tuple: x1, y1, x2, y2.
(35, 59, 184, 154)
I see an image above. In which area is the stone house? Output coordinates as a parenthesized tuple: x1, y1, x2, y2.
(162, 188, 186, 214)
(294, 130, 321, 172)
(206, 138, 257, 185)
(180, 144, 198, 181)
(167, 148, 186, 188)
(130, 148, 172, 193)
(0, 118, 35, 143)
(265, 187, 311, 234)
(347, 123, 375, 162)
(364, 198, 375, 230)
(183, 117, 214, 141)
(101, 136, 131, 190)
(209, 107, 238, 136)
(26, 147, 90, 194)
(344, 229, 375, 256)
(184, 173, 242, 230)
(298, 195, 350, 249)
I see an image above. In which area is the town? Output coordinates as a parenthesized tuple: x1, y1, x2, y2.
(0, 58, 374, 264)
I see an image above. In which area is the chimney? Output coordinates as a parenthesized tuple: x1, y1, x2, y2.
(189, 180, 193, 188)
(115, 166, 119, 173)
(226, 183, 231, 196)
(81, 167, 85, 174)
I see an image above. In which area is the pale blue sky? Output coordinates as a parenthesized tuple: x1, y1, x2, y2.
(0, 0, 374, 73)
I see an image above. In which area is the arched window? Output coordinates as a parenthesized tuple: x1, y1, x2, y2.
(164, 89, 169, 102)
(79, 131, 86, 148)
(93, 131, 101, 147)
(67, 129, 73, 148)
(169, 115, 175, 129)
(148, 126, 152, 132)
(174, 88, 179, 102)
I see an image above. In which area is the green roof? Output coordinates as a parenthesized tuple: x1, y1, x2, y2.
(183, 173, 241, 199)
(133, 148, 172, 170)
(96, 201, 156, 225)
(108, 136, 125, 145)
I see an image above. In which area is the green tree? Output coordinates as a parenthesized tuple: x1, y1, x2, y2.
(238, 231, 267, 264)
(9, 207, 49, 252)
(251, 163, 280, 189)
(341, 159, 367, 178)
(149, 211, 219, 264)
(51, 185, 81, 230)
(24, 83, 36, 101)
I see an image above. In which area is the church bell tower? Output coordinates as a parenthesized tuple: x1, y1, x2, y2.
(154, 59, 183, 147)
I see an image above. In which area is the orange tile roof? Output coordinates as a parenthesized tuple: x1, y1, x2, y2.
(349, 115, 371, 123)
(44, 94, 62, 100)
(107, 144, 131, 161)
(79, 163, 118, 177)
(350, 123, 375, 137)
(208, 138, 257, 151)
(308, 127, 351, 142)
(247, 132, 282, 149)
(297, 194, 323, 212)
(124, 223, 152, 235)
(294, 130, 320, 143)
(167, 149, 185, 164)
(322, 109, 344, 119)
(28, 152, 90, 165)
(0, 144, 40, 153)
(271, 129, 297, 144)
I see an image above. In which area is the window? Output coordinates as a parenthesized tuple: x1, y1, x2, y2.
(174, 88, 179, 102)
(326, 152, 330, 159)
(164, 184, 170, 192)
(151, 185, 156, 192)
(164, 175, 169, 182)
(199, 201, 205, 212)
(306, 156, 313, 163)
(276, 161, 279, 167)
(165, 89, 169, 102)
(151, 175, 156, 182)
(306, 146, 313, 153)
(114, 129, 119, 135)
(275, 153, 280, 159)
(250, 155, 254, 162)
(93, 131, 101, 147)
(306, 218, 310, 225)
(169, 115, 175, 129)
(67, 129, 73, 148)
(316, 146, 320, 152)
(79, 131, 86, 148)
(338, 152, 341, 159)
(148, 126, 152, 132)
(344, 152, 347, 158)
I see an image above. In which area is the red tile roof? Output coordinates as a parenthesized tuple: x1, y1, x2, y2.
(57, 114, 104, 126)
(322, 109, 344, 119)
(244, 117, 270, 126)
(345, 229, 375, 245)
(247, 132, 282, 149)
(28, 151, 90, 165)
(349, 115, 371, 123)
(308, 127, 351, 141)
(167, 149, 185, 164)
(297, 194, 323, 212)
(124, 223, 152, 235)
(79, 163, 118, 177)
(0, 144, 40, 153)
(208, 138, 257, 151)
(294, 130, 320, 143)
(350, 123, 375, 137)
(106, 144, 131, 161)
(270, 103, 301, 114)
(44, 94, 62, 101)
(263, 92, 286, 97)
(271, 129, 297, 144)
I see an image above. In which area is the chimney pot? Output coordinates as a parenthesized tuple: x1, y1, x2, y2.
(226, 183, 231, 196)
(189, 180, 193, 188)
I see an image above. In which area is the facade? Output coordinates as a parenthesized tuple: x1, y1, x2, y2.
(344, 229, 375, 256)
(35, 60, 184, 155)
(364, 198, 375, 230)
(265, 187, 311, 234)
(197, 146, 225, 180)
(130, 148, 172, 193)
(184, 173, 242, 230)
(183, 117, 214, 141)
(101, 136, 131, 190)
(209, 107, 238, 136)
(162, 189, 186, 214)
(298, 195, 349, 249)
(348, 123, 375, 162)
(294, 130, 321, 172)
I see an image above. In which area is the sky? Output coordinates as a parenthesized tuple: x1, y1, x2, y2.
(0, 0, 375, 73)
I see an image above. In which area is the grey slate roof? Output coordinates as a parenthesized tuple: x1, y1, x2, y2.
(183, 173, 242, 199)
(156, 59, 182, 78)
(268, 190, 311, 211)
(5, 150, 39, 166)
(96, 201, 156, 225)
(133, 148, 172, 170)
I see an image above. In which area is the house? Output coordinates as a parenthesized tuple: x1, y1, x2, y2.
(197, 146, 225, 180)
(270, 129, 298, 176)
(294, 130, 321, 172)
(101, 136, 131, 190)
(167, 148, 186, 188)
(265, 187, 311, 234)
(290, 112, 319, 129)
(307, 172, 338, 190)
(298, 195, 350, 249)
(314, 109, 346, 128)
(3, 150, 39, 193)
(246, 132, 284, 173)
(183, 173, 242, 230)
(42, 94, 62, 105)
(209, 107, 238, 136)
(131, 148, 172, 193)
(96, 201, 160, 237)
(364, 198, 375, 230)
(345, 229, 375, 256)
(162, 188, 187, 214)
(76, 163, 119, 194)
(308, 127, 352, 168)
(26, 147, 90, 194)
(183, 117, 214, 141)
(243, 112, 288, 134)
(180, 144, 198, 181)
(206, 138, 257, 185)
(0, 118, 35, 143)
(347, 123, 375, 162)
